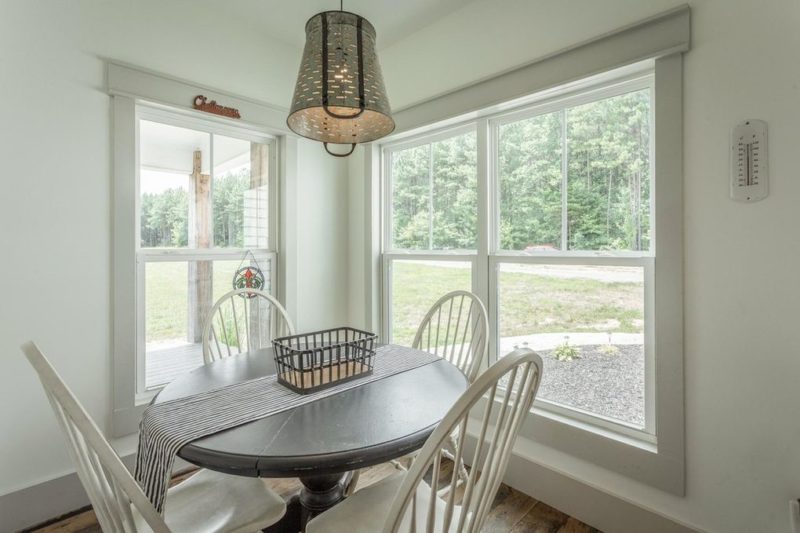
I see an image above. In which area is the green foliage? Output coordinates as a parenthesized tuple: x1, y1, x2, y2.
(566, 91, 650, 251)
(212, 169, 250, 247)
(140, 188, 189, 247)
(392, 89, 651, 253)
(390, 262, 644, 347)
(553, 338, 581, 361)
(600, 343, 620, 356)
(391, 133, 478, 250)
(498, 111, 563, 250)
(140, 169, 251, 248)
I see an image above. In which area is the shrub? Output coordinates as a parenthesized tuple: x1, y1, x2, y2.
(553, 338, 581, 361)
(600, 343, 620, 355)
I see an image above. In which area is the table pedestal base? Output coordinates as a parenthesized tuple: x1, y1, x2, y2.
(264, 472, 353, 533)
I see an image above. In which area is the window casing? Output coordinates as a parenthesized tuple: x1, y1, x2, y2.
(133, 107, 278, 400)
(382, 72, 658, 443)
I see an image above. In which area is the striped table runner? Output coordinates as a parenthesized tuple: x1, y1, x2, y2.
(135, 344, 440, 513)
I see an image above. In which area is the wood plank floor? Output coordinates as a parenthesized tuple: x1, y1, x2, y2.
(26, 464, 600, 532)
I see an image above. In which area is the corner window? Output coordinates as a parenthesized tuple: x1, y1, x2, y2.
(383, 75, 657, 438)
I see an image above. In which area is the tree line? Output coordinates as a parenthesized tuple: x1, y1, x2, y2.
(140, 169, 251, 248)
(391, 89, 651, 252)
(140, 90, 650, 254)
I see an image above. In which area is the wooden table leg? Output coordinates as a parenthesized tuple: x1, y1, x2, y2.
(263, 472, 352, 533)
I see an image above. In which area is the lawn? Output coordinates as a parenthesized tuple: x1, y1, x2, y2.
(145, 260, 247, 344)
(390, 261, 643, 346)
(145, 260, 644, 349)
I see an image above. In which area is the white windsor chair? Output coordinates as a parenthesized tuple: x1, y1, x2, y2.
(202, 288, 295, 364)
(21, 341, 286, 532)
(307, 347, 543, 533)
(412, 290, 489, 383)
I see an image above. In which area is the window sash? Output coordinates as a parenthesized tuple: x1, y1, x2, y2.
(383, 124, 479, 253)
(136, 105, 278, 254)
(135, 251, 277, 399)
(488, 254, 655, 437)
(489, 75, 654, 255)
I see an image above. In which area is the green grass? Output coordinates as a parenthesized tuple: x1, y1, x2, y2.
(391, 262, 643, 346)
(146, 260, 644, 346)
(498, 269, 644, 336)
(145, 260, 243, 343)
(391, 262, 473, 346)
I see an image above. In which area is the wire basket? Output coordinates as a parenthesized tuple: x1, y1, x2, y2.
(272, 327, 377, 394)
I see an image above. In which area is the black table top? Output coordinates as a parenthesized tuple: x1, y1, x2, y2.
(154, 346, 468, 478)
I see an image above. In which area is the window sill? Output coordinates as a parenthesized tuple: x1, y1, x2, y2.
(532, 402, 657, 452)
(472, 391, 682, 495)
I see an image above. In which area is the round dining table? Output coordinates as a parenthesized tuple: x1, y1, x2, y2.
(154, 346, 468, 532)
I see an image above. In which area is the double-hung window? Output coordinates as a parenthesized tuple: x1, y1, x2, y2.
(135, 107, 278, 396)
(491, 78, 654, 434)
(382, 126, 479, 346)
(383, 72, 658, 440)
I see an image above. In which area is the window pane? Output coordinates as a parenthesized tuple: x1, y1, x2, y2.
(139, 120, 209, 248)
(390, 260, 472, 346)
(567, 89, 651, 251)
(497, 263, 645, 427)
(391, 145, 430, 249)
(144, 255, 272, 389)
(212, 135, 270, 249)
(431, 132, 477, 249)
(391, 131, 477, 250)
(498, 111, 563, 251)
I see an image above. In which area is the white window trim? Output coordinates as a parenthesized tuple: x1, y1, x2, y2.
(365, 5, 688, 493)
(382, 67, 656, 427)
(109, 62, 293, 437)
(486, 74, 656, 440)
(132, 105, 278, 403)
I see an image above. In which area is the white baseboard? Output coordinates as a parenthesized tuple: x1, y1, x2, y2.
(462, 432, 701, 533)
(502, 452, 699, 533)
(1, 454, 192, 532)
(4, 442, 700, 533)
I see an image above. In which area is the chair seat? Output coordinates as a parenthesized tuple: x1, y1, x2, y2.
(307, 472, 463, 533)
(133, 469, 286, 533)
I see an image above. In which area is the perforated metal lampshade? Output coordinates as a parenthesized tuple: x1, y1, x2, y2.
(287, 11, 395, 157)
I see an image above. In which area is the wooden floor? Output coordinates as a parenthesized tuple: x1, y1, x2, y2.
(27, 463, 600, 532)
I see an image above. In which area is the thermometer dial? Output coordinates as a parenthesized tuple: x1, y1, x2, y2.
(730, 119, 768, 202)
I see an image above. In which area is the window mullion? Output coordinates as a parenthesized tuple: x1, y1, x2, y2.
(427, 143, 434, 250)
(560, 108, 568, 251)
(476, 118, 492, 364)
(209, 132, 215, 249)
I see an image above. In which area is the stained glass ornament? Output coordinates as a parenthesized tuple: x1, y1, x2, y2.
(233, 251, 266, 298)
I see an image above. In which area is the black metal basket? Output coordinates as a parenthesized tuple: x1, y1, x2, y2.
(272, 327, 377, 394)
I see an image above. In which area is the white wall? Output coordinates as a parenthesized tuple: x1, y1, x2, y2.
(0, 0, 348, 511)
(347, 146, 368, 329)
(353, 1, 800, 532)
(295, 139, 350, 331)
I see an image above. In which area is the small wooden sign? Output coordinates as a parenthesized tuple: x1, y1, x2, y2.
(193, 95, 241, 119)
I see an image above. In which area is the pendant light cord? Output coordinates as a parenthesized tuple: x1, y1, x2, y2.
(340, 0, 343, 11)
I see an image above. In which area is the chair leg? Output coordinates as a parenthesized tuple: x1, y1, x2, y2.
(441, 435, 469, 483)
(390, 458, 409, 471)
(344, 469, 361, 497)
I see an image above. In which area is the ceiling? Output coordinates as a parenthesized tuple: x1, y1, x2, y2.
(198, 0, 478, 50)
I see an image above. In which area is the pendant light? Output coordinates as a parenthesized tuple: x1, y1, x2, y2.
(287, 2, 395, 157)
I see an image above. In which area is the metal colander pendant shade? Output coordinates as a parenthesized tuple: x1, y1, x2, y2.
(287, 11, 395, 157)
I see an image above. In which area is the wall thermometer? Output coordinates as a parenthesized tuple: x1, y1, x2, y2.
(730, 119, 768, 202)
